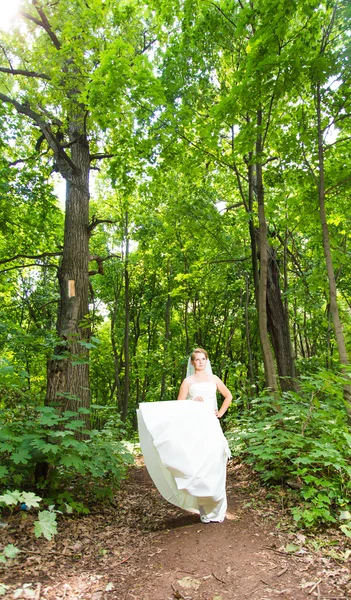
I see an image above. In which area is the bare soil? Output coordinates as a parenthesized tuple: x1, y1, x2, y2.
(1, 460, 350, 600)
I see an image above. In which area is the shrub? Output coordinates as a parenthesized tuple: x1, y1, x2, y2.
(226, 369, 351, 531)
(0, 404, 134, 503)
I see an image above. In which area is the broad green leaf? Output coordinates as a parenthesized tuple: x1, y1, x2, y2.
(0, 490, 22, 506)
(3, 544, 21, 559)
(34, 511, 58, 541)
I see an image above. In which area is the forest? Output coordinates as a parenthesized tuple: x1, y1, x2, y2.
(1, 0, 351, 582)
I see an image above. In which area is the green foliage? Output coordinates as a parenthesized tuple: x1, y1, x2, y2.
(0, 402, 134, 498)
(226, 369, 351, 531)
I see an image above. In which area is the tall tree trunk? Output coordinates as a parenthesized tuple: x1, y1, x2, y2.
(316, 82, 351, 417)
(160, 264, 172, 400)
(122, 212, 130, 422)
(46, 117, 91, 421)
(256, 110, 278, 392)
(244, 273, 254, 390)
(247, 159, 260, 308)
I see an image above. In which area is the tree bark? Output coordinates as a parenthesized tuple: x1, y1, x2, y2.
(160, 263, 172, 400)
(256, 110, 278, 393)
(46, 114, 91, 421)
(266, 244, 298, 391)
(122, 212, 130, 422)
(316, 82, 351, 417)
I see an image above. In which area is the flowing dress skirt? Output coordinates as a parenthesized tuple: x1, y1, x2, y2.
(137, 400, 230, 522)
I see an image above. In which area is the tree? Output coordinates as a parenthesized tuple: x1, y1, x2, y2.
(0, 0, 160, 417)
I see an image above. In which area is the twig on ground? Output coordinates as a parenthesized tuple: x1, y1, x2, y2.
(116, 550, 137, 565)
(176, 570, 196, 575)
(276, 566, 288, 577)
(171, 582, 187, 599)
(212, 571, 226, 584)
(308, 579, 322, 595)
(262, 545, 305, 560)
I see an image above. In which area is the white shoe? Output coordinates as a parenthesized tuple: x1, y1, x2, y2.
(200, 514, 211, 524)
(199, 506, 210, 523)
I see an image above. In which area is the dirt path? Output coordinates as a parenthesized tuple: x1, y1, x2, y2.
(1, 460, 350, 599)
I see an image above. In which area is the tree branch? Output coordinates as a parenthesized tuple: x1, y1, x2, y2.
(301, 144, 318, 186)
(88, 216, 116, 234)
(0, 66, 51, 80)
(0, 251, 62, 266)
(0, 263, 59, 275)
(325, 175, 351, 196)
(90, 152, 116, 161)
(0, 93, 78, 179)
(211, 3, 237, 28)
(22, 2, 61, 50)
(8, 151, 49, 166)
(324, 135, 351, 150)
(89, 254, 121, 276)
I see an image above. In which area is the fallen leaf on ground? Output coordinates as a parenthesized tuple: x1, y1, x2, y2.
(177, 576, 201, 590)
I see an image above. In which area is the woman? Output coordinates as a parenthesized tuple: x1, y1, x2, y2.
(137, 348, 232, 523)
(178, 347, 232, 419)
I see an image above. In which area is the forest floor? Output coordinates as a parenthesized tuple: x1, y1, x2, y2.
(1, 459, 350, 600)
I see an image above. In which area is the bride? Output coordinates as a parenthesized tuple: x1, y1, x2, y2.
(137, 348, 232, 523)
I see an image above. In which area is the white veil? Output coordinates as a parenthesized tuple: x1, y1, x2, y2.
(186, 355, 213, 377)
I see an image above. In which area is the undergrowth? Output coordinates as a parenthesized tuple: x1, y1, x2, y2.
(226, 369, 351, 534)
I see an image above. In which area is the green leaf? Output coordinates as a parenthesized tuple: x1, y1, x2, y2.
(0, 490, 22, 506)
(340, 511, 351, 521)
(340, 524, 351, 538)
(60, 453, 85, 471)
(3, 544, 20, 559)
(20, 492, 42, 509)
(0, 583, 9, 596)
(284, 543, 300, 554)
(11, 448, 31, 465)
(0, 465, 9, 478)
(34, 510, 57, 540)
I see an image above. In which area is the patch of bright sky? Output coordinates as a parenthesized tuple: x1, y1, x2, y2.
(0, 0, 22, 31)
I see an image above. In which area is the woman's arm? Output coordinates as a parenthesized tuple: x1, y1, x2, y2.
(215, 376, 232, 418)
(177, 378, 189, 400)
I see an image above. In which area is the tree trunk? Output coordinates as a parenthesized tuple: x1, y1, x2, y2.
(316, 82, 351, 417)
(256, 110, 278, 393)
(46, 119, 91, 421)
(160, 264, 172, 400)
(266, 244, 297, 391)
(244, 273, 254, 390)
(122, 212, 130, 422)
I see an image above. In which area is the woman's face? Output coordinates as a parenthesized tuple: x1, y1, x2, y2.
(192, 353, 207, 372)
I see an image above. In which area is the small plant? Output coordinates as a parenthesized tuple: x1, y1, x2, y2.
(0, 490, 58, 564)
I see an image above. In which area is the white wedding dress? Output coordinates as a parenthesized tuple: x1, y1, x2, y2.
(137, 381, 231, 522)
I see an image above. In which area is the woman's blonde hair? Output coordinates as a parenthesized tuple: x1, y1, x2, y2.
(191, 347, 208, 361)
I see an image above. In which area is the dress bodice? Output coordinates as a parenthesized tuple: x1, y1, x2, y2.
(188, 380, 218, 411)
